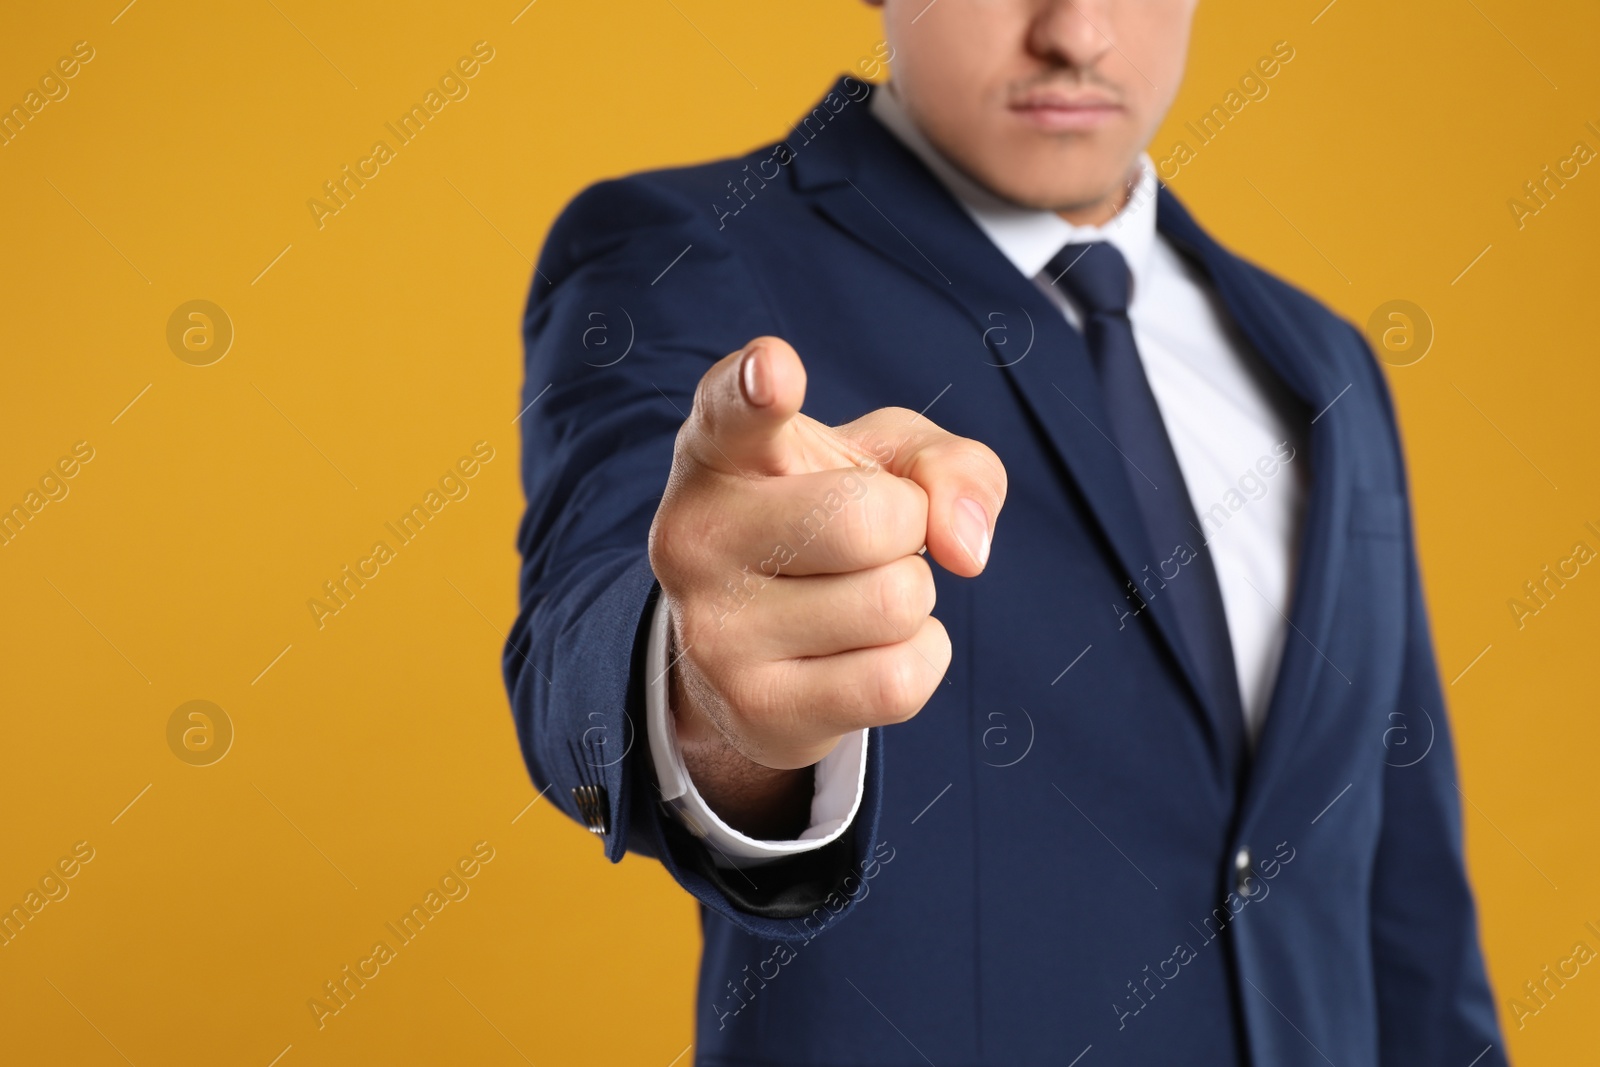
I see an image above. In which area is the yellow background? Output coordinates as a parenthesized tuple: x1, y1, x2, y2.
(1, 0, 1595, 1063)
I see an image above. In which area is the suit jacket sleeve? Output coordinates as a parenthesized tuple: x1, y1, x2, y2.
(1361, 325, 1508, 1064)
(503, 173, 885, 941)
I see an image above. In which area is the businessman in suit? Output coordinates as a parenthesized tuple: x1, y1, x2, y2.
(505, 1, 1507, 1063)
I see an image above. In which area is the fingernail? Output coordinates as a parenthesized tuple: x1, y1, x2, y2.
(740, 343, 772, 407)
(953, 497, 990, 568)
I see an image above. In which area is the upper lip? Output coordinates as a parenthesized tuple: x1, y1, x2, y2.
(1009, 86, 1122, 110)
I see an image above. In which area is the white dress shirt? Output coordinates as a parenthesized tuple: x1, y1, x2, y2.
(644, 82, 1306, 863)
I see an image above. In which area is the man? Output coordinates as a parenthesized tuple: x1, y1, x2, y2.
(505, 0, 1507, 1063)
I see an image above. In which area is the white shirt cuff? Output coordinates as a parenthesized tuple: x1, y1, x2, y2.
(644, 593, 869, 868)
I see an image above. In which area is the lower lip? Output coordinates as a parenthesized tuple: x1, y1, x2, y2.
(1009, 103, 1121, 131)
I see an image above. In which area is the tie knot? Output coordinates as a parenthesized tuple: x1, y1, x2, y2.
(1046, 241, 1131, 318)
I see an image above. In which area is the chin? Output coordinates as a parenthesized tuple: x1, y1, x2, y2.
(970, 158, 1131, 215)
(943, 121, 1134, 210)
(1006, 180, 1116, 213)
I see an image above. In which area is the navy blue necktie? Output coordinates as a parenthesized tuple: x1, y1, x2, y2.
(1047, 241, 1246, 768)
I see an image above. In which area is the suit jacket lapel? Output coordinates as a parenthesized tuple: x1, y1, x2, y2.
(1157, 191, 1357, 806)
(791, 83, 1232, 759)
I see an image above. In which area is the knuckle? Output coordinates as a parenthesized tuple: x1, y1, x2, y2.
(940, 438, 984, 473)
(922, 615, 953, 668)
(907, 555, 938, 614)
(859, 483, 927, 558)
(647, 507, 685, 579)
(648, 495, 712, 580)
(878, 560, 933, 634)
(688, 365, 717, 425)
(959, 436, 1004, 475)
(970, 441, 1009, 501)
(830, 492, 894, 563)
(873, 579, 915, 637)
(872, 405, 919, 424)
(691, 374, 727, 441)
(683, 603, 740, 663)
(688, 351, 745, 440)
(912, 436, 1008, 502)
(721, 658, 778, 718)
(873, 647, 928, 723)
(903, 440, 953, 486)
(652, 497, 755, 625)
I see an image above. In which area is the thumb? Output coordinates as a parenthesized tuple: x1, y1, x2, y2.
(838, 408, 1008, 578)
(683, 336, 810, 476)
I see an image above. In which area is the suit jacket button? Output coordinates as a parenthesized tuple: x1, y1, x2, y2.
(1234, 846, 1253, 896)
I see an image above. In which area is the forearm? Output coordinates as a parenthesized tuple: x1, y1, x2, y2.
(514, 172, 885, 937)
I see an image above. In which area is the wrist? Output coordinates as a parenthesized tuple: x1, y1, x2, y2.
(664, 620, 815, 839)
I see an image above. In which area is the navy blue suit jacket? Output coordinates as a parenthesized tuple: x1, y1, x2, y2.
(506, 77, 1506, 1066)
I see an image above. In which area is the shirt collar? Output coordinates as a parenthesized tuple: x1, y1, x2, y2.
(868, 80, 1159, 301)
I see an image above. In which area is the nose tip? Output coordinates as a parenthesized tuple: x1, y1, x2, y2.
(1029, 0, 1116, 71)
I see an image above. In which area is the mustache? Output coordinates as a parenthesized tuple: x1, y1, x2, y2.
(1007, 69, 1126, 103)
